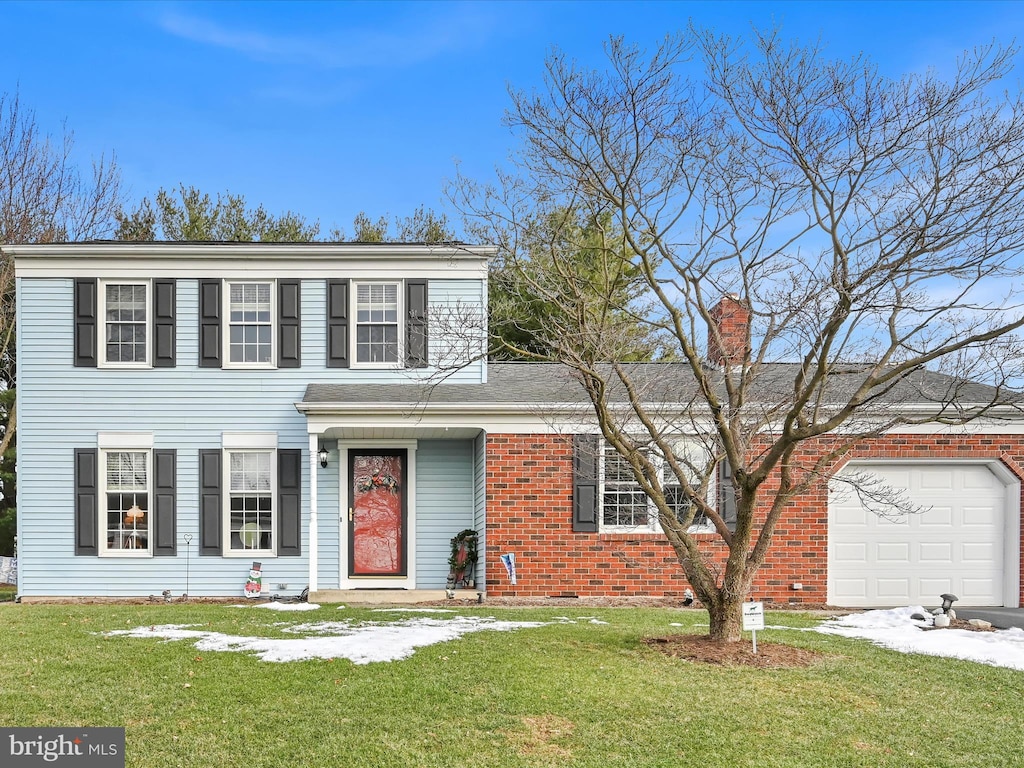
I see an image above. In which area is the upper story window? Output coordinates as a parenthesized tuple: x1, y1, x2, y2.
(226, 281, 274, 367)
(100, 281, 148, 366)
(354, 282, 400, 365)
(75, 278, 176, 369)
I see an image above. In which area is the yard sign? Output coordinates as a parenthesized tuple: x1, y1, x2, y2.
(742, 601, 765, 654)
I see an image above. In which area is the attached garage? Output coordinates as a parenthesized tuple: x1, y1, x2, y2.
(828, 461, 1020, 608)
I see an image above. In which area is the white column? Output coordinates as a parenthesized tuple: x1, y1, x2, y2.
(308, 433, 319, 593)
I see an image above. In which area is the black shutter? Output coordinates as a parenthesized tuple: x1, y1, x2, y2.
(572, 434, 599, 532)
(153, 279, 176, 368)
(198, 280, 222, 368)
(278, 449, 301, 556)
(406, 279, 428, 368)
(278, 279, 301, 368)
(74, 448, 98, 555)
(74, 279, 98, 367)
(199, 449, 222, 555)
(326, 279, 350, 368)
(152, 449, 177, 555)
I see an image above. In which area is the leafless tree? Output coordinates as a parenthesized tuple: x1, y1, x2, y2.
(453, 29, 1024, 641)
(0, 91, 122, 460)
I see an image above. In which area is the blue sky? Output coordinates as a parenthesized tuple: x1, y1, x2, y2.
(4, 1, 1023, 238)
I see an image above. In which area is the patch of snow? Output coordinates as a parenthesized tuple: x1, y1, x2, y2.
(814, 606, 1024, 671)
(371, 608, 456, 614)
(228, 602, 321, 611)
(105, 616, 547, 664)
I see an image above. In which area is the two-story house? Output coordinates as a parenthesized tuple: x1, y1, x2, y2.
(9, 242, 1024, 608)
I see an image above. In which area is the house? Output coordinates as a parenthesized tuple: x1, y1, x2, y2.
(8, 242, 1024, 608)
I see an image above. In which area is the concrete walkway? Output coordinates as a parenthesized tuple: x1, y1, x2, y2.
(956, 608, 1024, 630)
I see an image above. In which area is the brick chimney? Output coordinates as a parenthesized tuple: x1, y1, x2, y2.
(707, 294, 750, 366)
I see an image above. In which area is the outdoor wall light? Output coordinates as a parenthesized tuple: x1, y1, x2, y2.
(318, 446, 329, 468)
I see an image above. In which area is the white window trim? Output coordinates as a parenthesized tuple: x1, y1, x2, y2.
(222, 447, 278, 558)
(222, 432, 278, 450)
(223, 279, 276, 370)
(350, 280, 404, 369)
(97, 279, 151, 369)
(98, 445, 152, 558)
(598, 439, 716, 535)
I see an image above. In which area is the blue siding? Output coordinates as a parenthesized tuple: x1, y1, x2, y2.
(415, 440, 475, 588)
(17, 276, 486, 597)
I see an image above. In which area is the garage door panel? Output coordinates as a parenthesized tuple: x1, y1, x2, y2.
(876, 542, 910, 562)
(919, 470, 954, 491)
(834, 542, 867, 563)
(961, 542, 995, 562)
(829, 463, 1005, 607)
(960, 579, 997, 600)
(919, 507, 953, 527)
(832, 579, 868, 599)
(832, 506, 869, 526)
(962, 467, 999, 490)
(917, 542, 953, 563)
(876, 579, 912, 600)
(918, 578, 953, 596)
(962, 506, 997, 526)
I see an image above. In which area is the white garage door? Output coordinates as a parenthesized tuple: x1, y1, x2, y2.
(828, 463, 1005, 608)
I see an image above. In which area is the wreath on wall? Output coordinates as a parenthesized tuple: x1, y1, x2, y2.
(448, 529, 478, 587)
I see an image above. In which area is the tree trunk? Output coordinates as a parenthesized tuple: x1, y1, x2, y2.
(707, 593, 744, 643)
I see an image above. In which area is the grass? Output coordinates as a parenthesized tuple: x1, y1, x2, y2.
(0, 603, 1020, 767)
(0, 584, 14, 602)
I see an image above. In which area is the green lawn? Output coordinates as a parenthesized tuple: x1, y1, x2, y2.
(0, 603, 1019, 767)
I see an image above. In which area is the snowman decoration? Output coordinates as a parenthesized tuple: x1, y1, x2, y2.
(244, 561, 263, 598)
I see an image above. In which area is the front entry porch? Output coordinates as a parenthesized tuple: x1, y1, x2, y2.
(309, 589, 485, 604)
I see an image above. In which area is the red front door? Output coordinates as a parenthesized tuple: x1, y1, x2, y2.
(349, 450, 407, 576)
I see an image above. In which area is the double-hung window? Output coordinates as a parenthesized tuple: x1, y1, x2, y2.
(101, 448, 151, 555)
(226, 449, 275, 553)
(227, 281, 274, 366)
(354, 282, 400, 365)
(600, 439, 713, 533)
(100, 281, 148, 366)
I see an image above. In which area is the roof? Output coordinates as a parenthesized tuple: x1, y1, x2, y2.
(301, 362, 1016, 411)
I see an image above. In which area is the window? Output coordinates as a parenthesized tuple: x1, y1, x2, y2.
(354, 282, 400, 364)
(101, 449, 150, 554)
(599, 440, 713, 532)
(227, 281, 274, 365)
(100, 281, 148, 365)
(226, 450, 275, 553)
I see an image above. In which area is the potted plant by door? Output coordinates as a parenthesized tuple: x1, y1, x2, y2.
(448, 529, 478, 588)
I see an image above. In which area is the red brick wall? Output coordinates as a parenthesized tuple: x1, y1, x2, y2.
(483, 432, 1024, 605)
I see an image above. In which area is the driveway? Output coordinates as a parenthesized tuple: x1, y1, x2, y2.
(956, 608, 1024, 630)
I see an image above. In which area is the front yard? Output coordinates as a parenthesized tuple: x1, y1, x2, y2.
(0, 602, 1019, 767)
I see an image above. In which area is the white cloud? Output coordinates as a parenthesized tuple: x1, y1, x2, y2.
(157, 4, 495, 70)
